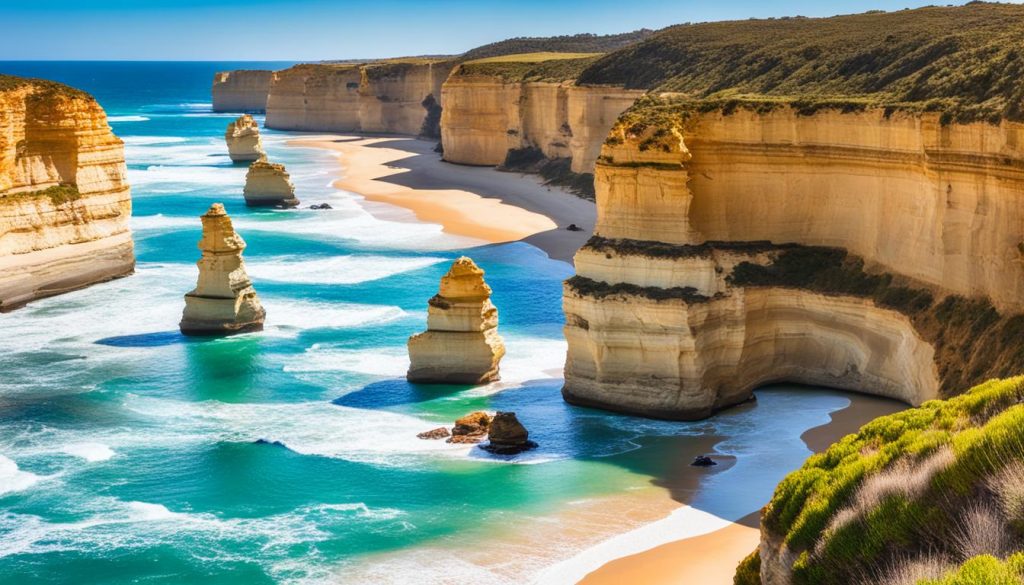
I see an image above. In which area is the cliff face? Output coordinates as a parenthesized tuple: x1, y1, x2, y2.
(212, 70, 273, 113)
(440, 73, 643, 172)
(563, 104, 1024, 419)
(264, 62, 452, 136)
(0, 77, 134, 311)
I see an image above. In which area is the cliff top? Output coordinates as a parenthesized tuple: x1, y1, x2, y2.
(0, 74, 89, 100)
(460, 29, 654, 62)
(454, 53, 603, 83)
(580, 2, 1024, 123)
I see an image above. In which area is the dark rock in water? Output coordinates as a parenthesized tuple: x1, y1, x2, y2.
(309, 203, 333, 210)
(417, 427, 450, 440)
(691, 455, 717, 467)
(566, 224, 583, 232)
(481, 411, 537, 455)
(446, 411, 492, 444)
(254, 438, 287, 448)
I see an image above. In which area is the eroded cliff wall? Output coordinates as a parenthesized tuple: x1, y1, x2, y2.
(264, 62, 453, 136)
(563, 103, 1024, 419)
(212, 70, 273, 113)
(0, 77, 134, 311)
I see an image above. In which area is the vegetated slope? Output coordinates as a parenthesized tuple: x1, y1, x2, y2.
(737, 376, 1024, 585)
(580, 2, 1024, 122)
(454, 53, 603, 83)
(460, 29, 655, 62)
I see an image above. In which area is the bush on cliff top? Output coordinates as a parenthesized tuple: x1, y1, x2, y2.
(580, 2, 1024, 124)
(455, 54, 603, 83)
(0, 74, 88, 100)
(459, 30, 654, 62)
(758, 376, 1024, 585)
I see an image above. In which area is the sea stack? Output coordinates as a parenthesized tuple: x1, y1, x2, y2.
(225, 114, 265, 163)
(179, 203, 265, 336)
(407, 257, 505, 384)
(243, 159, 299, 208)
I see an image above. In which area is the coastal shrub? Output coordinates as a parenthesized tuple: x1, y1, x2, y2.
(733, 549, 761, 585)
(988, 461, 1024, 529)
(565, 275, 708, 302)
(460, 30, 653, 62)
(5, 184, 82, 207)
(917, 554, 1024, 585)
(757, 376, 1024, 585)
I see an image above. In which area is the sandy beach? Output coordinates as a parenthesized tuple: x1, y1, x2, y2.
(289, 136, 596, 263)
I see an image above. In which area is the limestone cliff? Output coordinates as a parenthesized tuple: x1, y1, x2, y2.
(563, 102, 1024, 420)
(212, 70, 273, 113)
(0, 75, 134, 311)
(264, 61, 452, 136)
(180, 203, 265, 335)
(243, 159, 298, 208)
(407, 257, 505, 384)
(225, 114, 265, 163)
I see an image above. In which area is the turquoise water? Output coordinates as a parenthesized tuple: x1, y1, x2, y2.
(1, 62, 865, 584)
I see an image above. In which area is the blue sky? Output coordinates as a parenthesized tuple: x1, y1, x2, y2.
(0, 0, 994, 60)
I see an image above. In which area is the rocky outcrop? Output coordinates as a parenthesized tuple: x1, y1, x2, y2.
(225, 115, 265, 163)
(448, 411, 492, 444)
(264, 61, 453, 136)
(212, 70, 273, 113)
(439, 73, 643, 173)
(0, 76, 134, 311)
(563, 103, 1024, 420)
(482, 411, 537, 455)
(243, 159, 298, 208)
(407, 257, 506, 384)
(179, 203, 265, 335)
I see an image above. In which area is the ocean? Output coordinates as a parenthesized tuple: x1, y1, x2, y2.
(0, 61, 867, 584)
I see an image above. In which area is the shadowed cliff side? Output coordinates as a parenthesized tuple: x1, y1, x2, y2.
(0, 75, 134, 311)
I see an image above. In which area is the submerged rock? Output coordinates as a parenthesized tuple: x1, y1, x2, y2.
(243, 159, 299, 208)
(481, 411, 538, 455)
(225, 114, 265, 162)
(446, 411, 492, 444)
(417, 427, 450, 440)
(179, 203, 266, 336)
(407, 257, 506, 384)
(309, 203, 333, 210)
(691, 455, 718, 467)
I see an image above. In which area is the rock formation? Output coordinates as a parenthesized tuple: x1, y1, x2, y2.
(481, 412, 537, 455)
(407, 257, 505, 384)
(243, 160, 298, 208)
(264, 61, 453, 136)
(224, 115, 265, 163)
(447, 411, 492, 444)
(179, 203, 265, 335)
(0, 75, 134, 311)
(212, 70, 273, 113)
(562, 102, 1024, 420)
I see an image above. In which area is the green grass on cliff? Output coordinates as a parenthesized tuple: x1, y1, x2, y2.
(578, 2, 1024, 124)
(3, 184, 81, 207)
(454, 54, 603, 82)
(756, 376, 1024, 585)
(459, 30, 654, 62)
(0, 74, 88, 100)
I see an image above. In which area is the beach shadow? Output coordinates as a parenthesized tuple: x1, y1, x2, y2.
(96, 331, 187, 347)
(332, 378, 470, 409)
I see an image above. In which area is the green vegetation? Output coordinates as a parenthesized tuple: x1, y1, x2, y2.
(578, 2, 1024, 124)
(455, 54, 603, 83)
(3, 184, 82, 207)
(758, 376, 1024, 585)
(460, 30, 654, 62)
(0, 74, 88, 101)
(921, 554, 1024, 585)
(734, 549, 761, 585)
(566, 275, 708, 302)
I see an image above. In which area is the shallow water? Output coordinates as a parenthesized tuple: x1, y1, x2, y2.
(1, 62, 872, 584)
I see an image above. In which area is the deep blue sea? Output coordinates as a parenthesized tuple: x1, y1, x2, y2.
(0, 62, 879, 584)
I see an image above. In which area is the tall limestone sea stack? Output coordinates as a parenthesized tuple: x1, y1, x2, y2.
(0, 75, 134, 311)
(225, 114, 265, 163)
(243, 159, 299, 208)
(407, 257, 505, 384)
(179, 203, 265, 336)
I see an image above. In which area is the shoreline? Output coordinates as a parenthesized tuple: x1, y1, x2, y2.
(287, 135, 595, 263)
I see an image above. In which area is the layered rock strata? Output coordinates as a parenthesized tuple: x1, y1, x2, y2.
(243, 160, 298, 208)
(439, 74, 643, 173)
(563, 104, 1024, 419)
(212, 70, 273, 112)
(0, 76, 134, 311)
(264, 62, 452, 136)
(225, 114, 265, 163)
(407, 257, 506, 384)
(180, 203, 265, 335)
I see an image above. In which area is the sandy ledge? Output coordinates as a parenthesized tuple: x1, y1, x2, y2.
(288, 135, 596, 263)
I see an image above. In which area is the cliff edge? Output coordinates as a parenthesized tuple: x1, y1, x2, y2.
(0, 75, 134, 311)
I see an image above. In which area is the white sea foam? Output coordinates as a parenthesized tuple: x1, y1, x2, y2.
(284, 346, 408, 377)
(130, 213, 197, 232)
(127, 165, 245, 188)
(263, 300, 408, 334)
(108, 115, 149, 122)
(62, 443, 116, 462)
(121, 136, 188, 146)
(125, 139, 229, 167)
(247, 255, 445, 285)
(0, 455, 42, 496)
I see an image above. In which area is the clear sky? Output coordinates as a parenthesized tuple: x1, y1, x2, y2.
(0, 0, 994, 61)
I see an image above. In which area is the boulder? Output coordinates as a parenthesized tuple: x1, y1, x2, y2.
(243, 159, 299, 208)
(691, 455, 718, 467)
(407, 257, 506, 384)
(179, 203, 266, 335)
(225, 114, 265, 162)
(446, 411, 492, 444)
(417, 427, 450, 440)
(482, 411, 538, 455)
